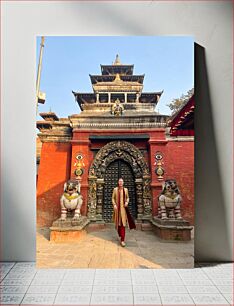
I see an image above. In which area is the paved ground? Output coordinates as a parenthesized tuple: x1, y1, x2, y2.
(0, 262, 232, 305)
(36, 224, 194, 269)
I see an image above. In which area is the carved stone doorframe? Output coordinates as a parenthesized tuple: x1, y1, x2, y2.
(87, 141, 152, 222)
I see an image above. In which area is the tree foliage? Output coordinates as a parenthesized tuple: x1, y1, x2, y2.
(167, 88, 194, 114)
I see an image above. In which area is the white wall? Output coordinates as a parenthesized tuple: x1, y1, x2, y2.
(1, 1, 232, 261)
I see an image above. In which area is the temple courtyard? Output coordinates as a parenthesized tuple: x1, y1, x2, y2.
(36, 224, 194, 269)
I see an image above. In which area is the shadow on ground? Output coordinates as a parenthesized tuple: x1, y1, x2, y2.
(36, 223, 194, 269)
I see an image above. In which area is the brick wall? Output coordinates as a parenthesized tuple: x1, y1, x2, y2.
(36, 134, 194, 227)
(164, 141, 194, 224)
(37, 142, 71, 227)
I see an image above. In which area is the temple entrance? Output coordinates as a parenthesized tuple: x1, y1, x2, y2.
(103, 159, 137, 222)
(88, 140, 152, 222)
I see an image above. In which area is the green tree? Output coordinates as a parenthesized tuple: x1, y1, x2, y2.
(167, 88, 194, 114)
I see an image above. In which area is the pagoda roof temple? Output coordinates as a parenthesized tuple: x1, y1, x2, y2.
(73, 92, 163, 111)
(100, 65, 134, 76)
(89, 74, 145, 84)
(37, 55, 169, 135)
(73, 55, 164, 112)
(100, 54, 134, 75)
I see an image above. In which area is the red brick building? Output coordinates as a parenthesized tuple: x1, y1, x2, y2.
(37, 56, 194, 228)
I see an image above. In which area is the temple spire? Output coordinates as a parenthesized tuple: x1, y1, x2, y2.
(113, 54, 121, 65)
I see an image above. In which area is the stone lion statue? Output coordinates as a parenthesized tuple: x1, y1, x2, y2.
(158, 179, 182, 220)
(60, 180, 83, 221)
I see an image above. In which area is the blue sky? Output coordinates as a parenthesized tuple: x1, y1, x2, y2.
(36, 36, 194, 118)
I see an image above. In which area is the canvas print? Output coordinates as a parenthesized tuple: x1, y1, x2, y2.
(36, 36, 194, 268)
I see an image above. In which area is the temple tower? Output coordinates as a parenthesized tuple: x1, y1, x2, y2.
(72, 54, 164, 117)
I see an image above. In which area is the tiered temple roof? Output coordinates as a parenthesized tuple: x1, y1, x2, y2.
(73, 55, 163, 111)
(37, 55, 169, 136)
(89, 74, 145, 84)
(100, 54, 134, 75)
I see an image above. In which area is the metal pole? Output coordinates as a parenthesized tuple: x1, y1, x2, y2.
(36, 36, 45, 113)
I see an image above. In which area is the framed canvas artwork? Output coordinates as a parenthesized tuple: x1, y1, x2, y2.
(36, 36, 194, 268)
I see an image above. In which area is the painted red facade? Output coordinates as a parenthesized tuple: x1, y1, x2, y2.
(37, 130, 194, 226)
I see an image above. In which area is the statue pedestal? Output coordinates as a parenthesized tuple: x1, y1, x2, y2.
(135, 220, 153, 231)
(151, 216, 193, 241)
(50, 216, 90, 242)
(86, 220, 106, 232)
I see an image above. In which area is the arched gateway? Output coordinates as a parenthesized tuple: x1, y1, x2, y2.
(87, 140, 152, 222)
(103, 159, 136, 222)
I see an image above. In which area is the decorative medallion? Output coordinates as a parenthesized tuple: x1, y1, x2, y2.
(155, 166, 164, 177)
(74, 168, 84, 177)
(154, 151, 165, 181)
(74, 153, 85, 178)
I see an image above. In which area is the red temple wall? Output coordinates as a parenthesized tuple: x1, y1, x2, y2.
(165, 141, 194, 224)
(70, 139, 92, 216)
(149, 140, 194, 225)
(37, 142, 71, 227)
(36, 130, 194, 227)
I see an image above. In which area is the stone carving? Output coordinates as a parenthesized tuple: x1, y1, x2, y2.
(96, 180, 104, 220)
(60, 180, 83, 221)
(143, 198, 152, 215)
(89, 141, 149, 178)
(135, 183, 143, 215)
(112, 98, 124, 116)
(88, 141, 152, 220)
(158, 179, 182, 220)
(143, 178, 151, 198)
(87, 179, 97, 219)
(142, 178, 152, 216)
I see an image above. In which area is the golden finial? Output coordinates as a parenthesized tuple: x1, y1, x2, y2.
(113, 54, 121, 65)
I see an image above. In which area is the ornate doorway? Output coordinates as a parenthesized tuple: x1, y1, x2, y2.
(87, 140, 152, 222)
(103, 159, 137, 222)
